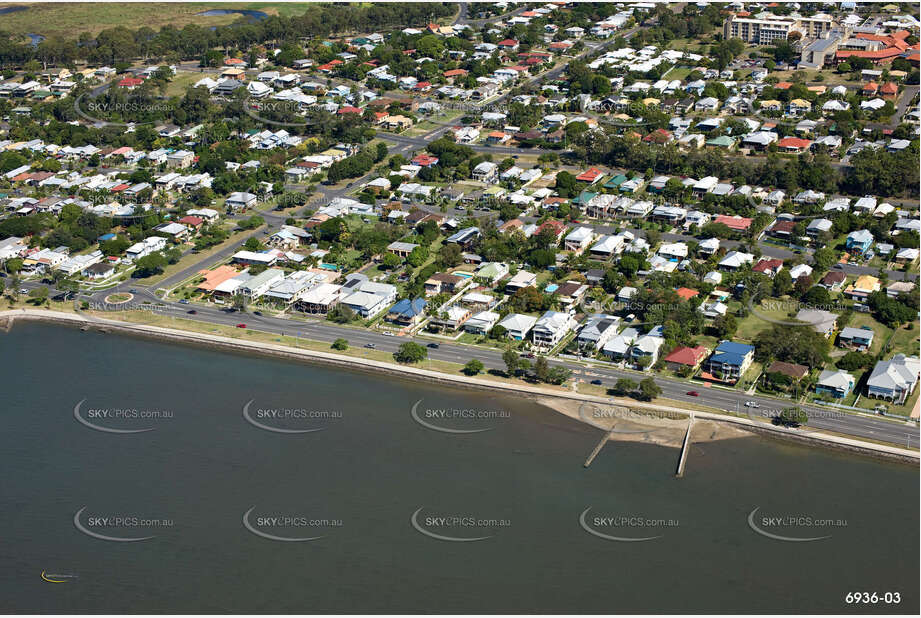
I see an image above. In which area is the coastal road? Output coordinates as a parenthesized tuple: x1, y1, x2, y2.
(24, 280, 914, 449)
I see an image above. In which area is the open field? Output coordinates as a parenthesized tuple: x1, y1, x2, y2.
(0, 3, 312, 39)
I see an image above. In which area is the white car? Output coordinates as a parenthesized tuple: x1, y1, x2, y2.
(744, 401, 759, 408)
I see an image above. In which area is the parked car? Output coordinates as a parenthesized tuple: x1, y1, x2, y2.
(178, 299, 189, 304)
(590, 379, 603, 385)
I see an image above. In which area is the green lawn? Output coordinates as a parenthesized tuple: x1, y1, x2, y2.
(1, 3, 301, 39)
(845, 312, 891, 357)
(164, 71, 207, 98)
(883, 324, 920, 358)
(734, 299, 795, 343)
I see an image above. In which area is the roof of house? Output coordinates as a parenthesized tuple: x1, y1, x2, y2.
(714, 214, 752, 230)
(867, 354, 921, 392)
(389, 297, 427, 318)
(710, 340, 754, 366)
(777, 137, 813, 149)
(817, 369, 854, 390)
(767, 361, 809, 379)
(664, 345, 708, 366)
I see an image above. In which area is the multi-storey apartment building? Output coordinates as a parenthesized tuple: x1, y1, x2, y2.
(724, 13, 835, 44)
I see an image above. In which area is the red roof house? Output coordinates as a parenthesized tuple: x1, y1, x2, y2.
(753, 258, 785, 277)
(714, 214, 752, 231)
(118, 77, 144, 89)
(776, 137, 813, 153)
(576, 167, 604, 183)
(411, 154, 439, 167)
(664, 345, 709, 370)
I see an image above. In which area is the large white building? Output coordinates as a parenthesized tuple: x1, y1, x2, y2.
(723, 12, 835, 44)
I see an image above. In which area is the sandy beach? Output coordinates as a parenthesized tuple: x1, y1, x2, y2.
(537, 397, 752, 448)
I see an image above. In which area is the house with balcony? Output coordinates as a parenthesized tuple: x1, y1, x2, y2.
(837, 326, 875, 351)
(815, 369, 856, 399)
(532, 310, 575, 351)
(386, 297, 427, 327)
(843, 275, 881, 302)
(845, 229, 873, 255)
(576, 314, 621, 352)
(340, 281, 397, 318)
(866, 355, 920, 405)
(704, 340, 755, 383)
(464, 310, 500, 335)
(497, 313, 538, 341)
(602, 327, 640, 361)
(563, 227, 595, 254)
(630, 328, 666, 368)
(429, 304, 472, 332)
(505, 270, 537, 294)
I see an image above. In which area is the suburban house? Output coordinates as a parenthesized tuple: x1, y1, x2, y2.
(386, 241, 419, 259)
(498, 313, 538, 341)
(866, 355, 920, 405)
(464, 310, 500, 336)
(340, 281, 397, 318)
(843, 275, 881, 302)
(386, 297, 427, 327)
(472, 161, 499, 182)
(704, 341, 755, 383)
(294, 282, 342, 314)
(838, 326, 875, 351)
(424, 273, 466, 296)
(629, 328, 666, 368)
(766, 361, 810, 383)
(845, 229, 874, 255)
(602, 327, 640, 361)
(563, 227, 595, 253)
(795, 308, 838, 338)
(225, 192, 258, 210)
(815, 369, 856, 399)
(475, 262, 509, 284)
(663, 345, 708, 373)
(505, 270, 537, 294)
(125, 236, 167, 261)
(532, 310, 575, 351)
(576, 314, 621, 351)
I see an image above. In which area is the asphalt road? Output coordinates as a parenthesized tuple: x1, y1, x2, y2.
(15, 278, 917, 449)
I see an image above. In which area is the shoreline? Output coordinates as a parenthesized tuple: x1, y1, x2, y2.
(2, 308, 918, 464)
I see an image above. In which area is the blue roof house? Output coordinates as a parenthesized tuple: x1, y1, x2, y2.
(705, 340, 755, 382)
(386, 297, 427, 327)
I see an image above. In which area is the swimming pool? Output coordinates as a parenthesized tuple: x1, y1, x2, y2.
(545, 283, 559, 293)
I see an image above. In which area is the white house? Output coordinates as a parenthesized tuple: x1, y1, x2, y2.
(497, 313, 538, 340)
(532, 310, 576, 351)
